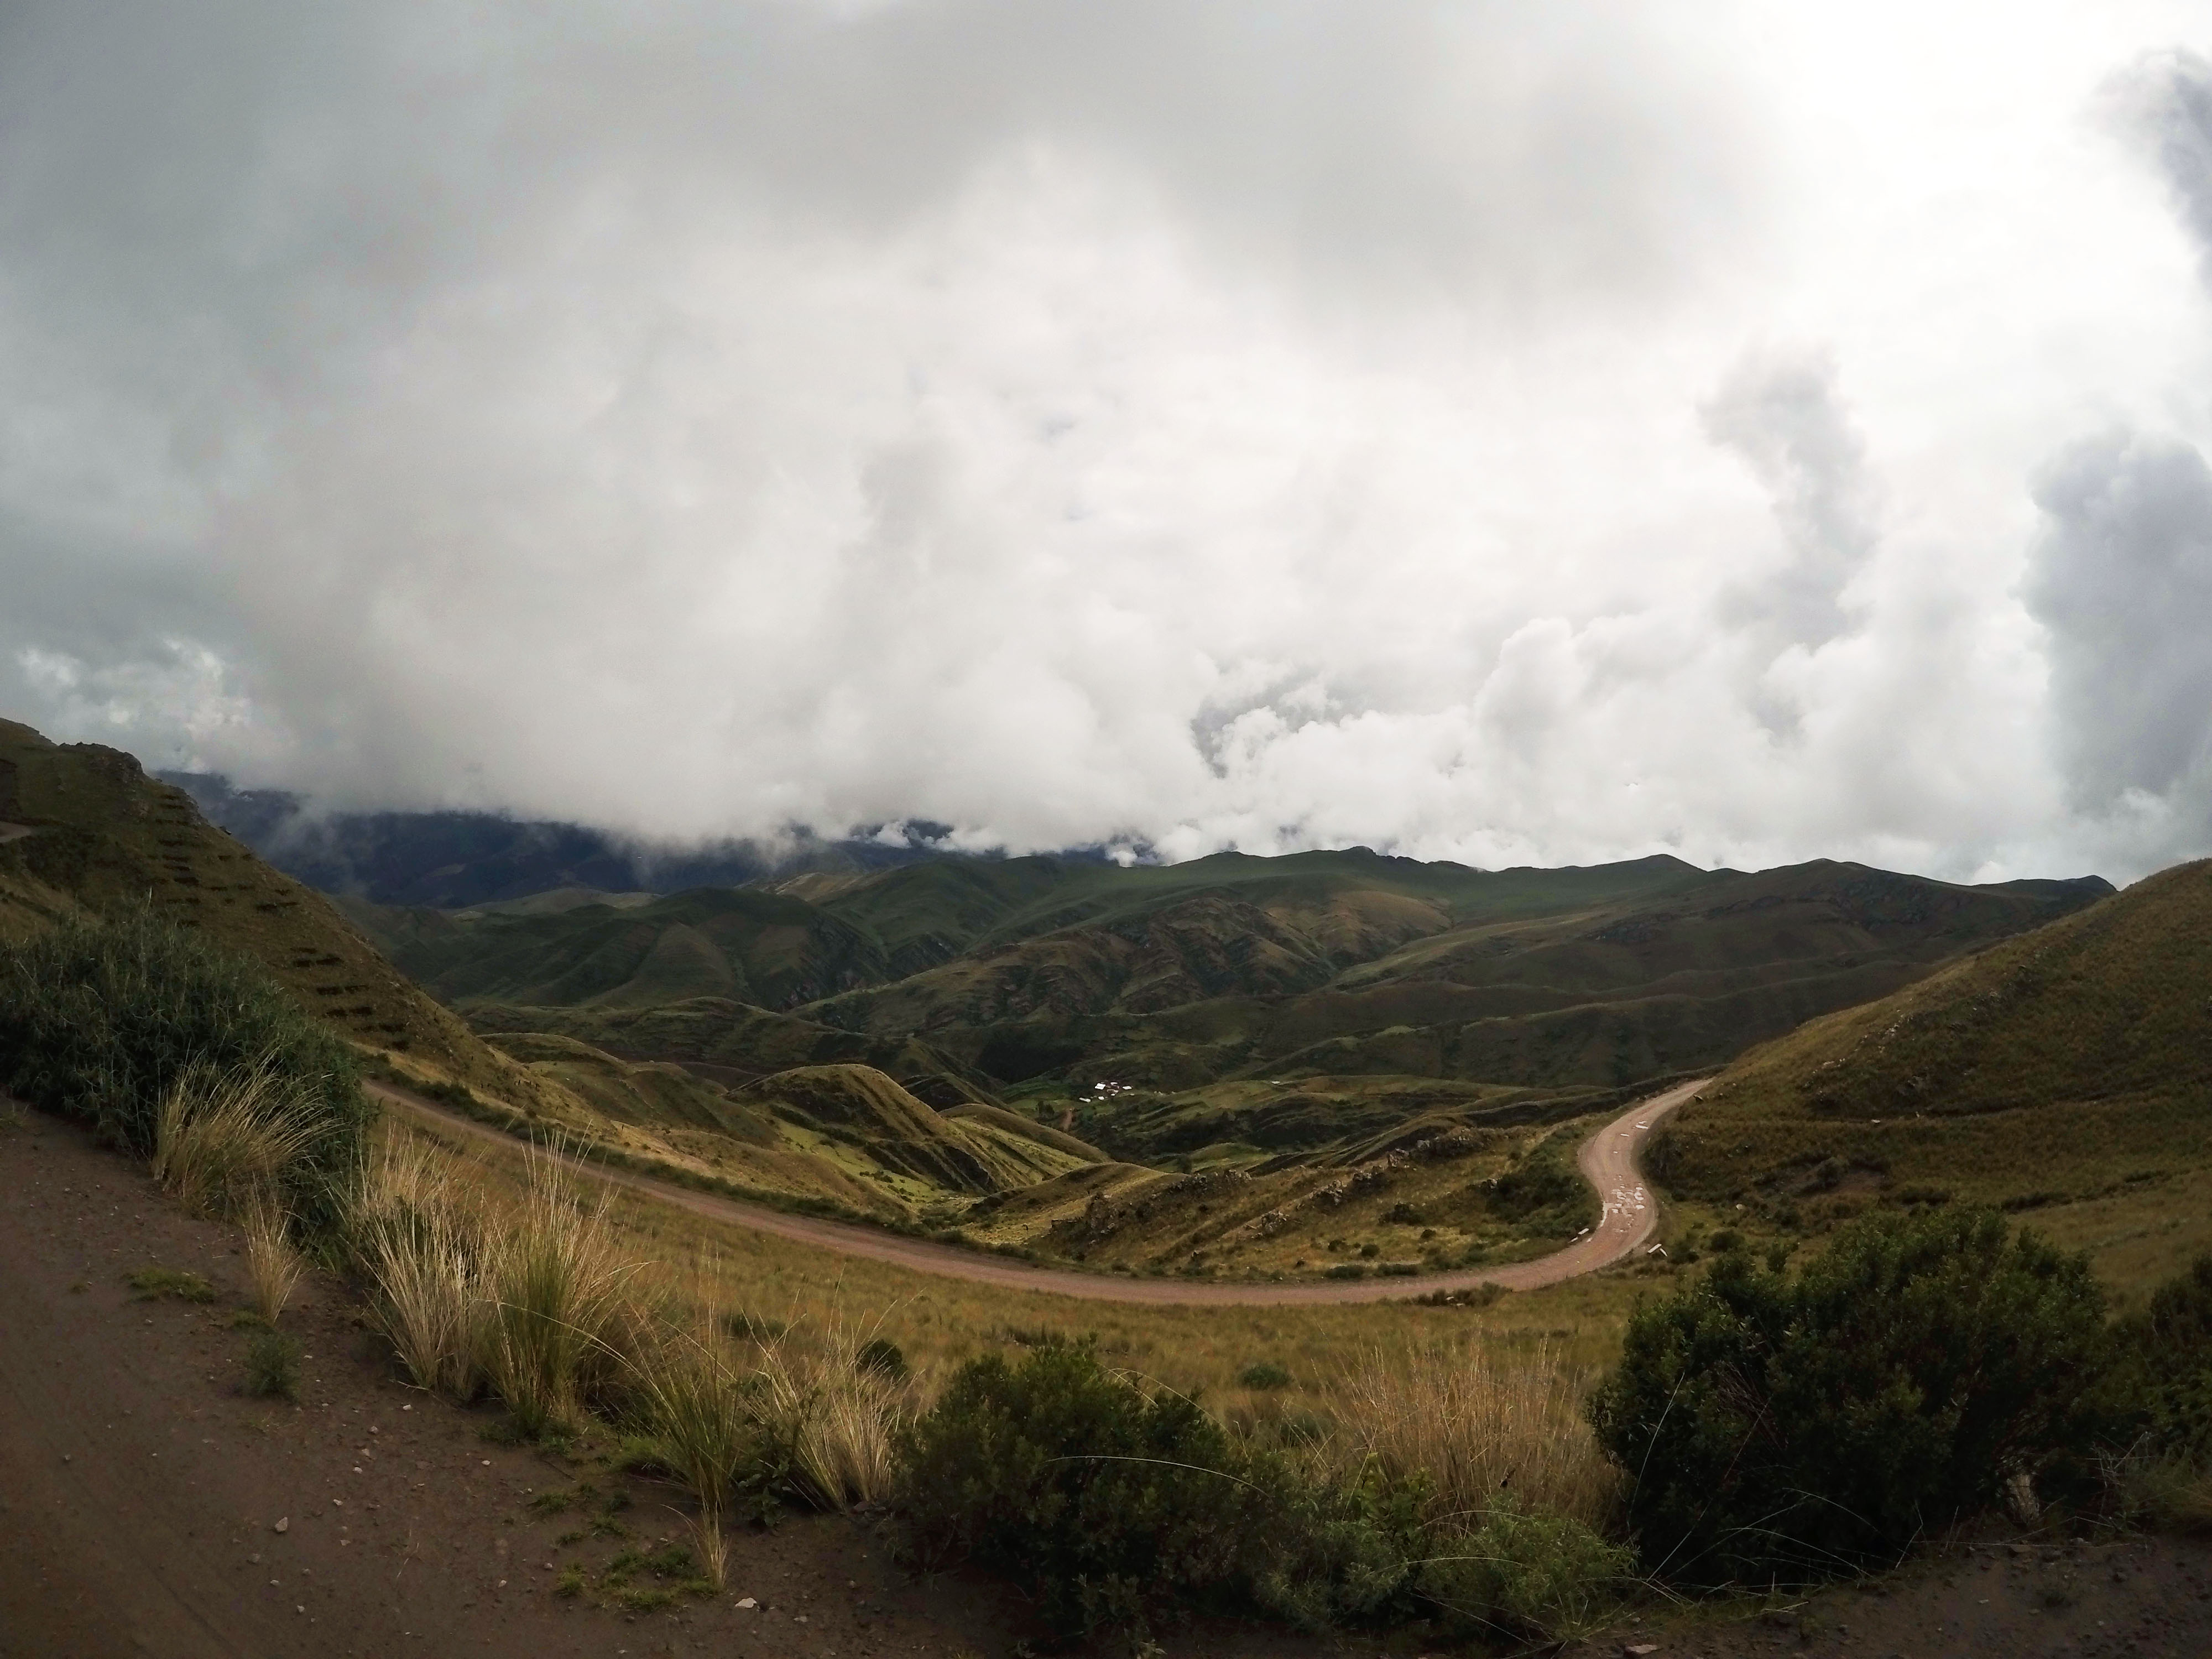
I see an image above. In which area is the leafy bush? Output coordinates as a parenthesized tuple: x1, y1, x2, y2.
(0, 911, 366, 1230)
(897, 1343, 1273, 1636)
(1589, 1207, 2117, 1584)
(1238, 1360, 1292, 1391)
(857, 1337, 909, 1381)
(2114, 1255, 2212, 1464)
(896, 1342, 1460, 1637)
(1421, 1495, 1634, 1641)
(1484, 1131, 1592, 1235)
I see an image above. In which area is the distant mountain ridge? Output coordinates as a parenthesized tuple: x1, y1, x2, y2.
(158, 772, 1040, 909)
(332, 836, 2114, 1130)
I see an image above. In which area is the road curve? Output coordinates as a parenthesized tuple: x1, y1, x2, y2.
(368, 1076, 1708, 1307)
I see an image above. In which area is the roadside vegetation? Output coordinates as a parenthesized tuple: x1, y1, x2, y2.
(0, 909, 368, 1233)
(12, 902, 2212, 1651)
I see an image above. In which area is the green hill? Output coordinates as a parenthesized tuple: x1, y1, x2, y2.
(357, 850, 2104, 1124)
(1651, 860, 2212, 1289)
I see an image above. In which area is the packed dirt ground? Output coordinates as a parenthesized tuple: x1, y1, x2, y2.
(6, 1103, 2212, 1659)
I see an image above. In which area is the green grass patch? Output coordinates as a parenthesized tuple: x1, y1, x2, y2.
(127, 1266, 216, 1303)
(243, 1331, 301, 1401)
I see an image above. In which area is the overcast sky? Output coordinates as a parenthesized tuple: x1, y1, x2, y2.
(6, 1, 2212, 882)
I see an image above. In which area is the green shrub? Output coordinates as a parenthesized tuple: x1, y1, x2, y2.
(1589, 1207, 2117, 1585)
(1238, 1361, 1292, 1391)
(0, 911, 366, 1231)
(896, 1343, 1433, 1636)
(1421, 1494, 1634, 1641)
(1484, 1131, 1593, 1235)
(2114, 1255, 2212, 1463)
(856, 1337, 908, 1381)
(896, 1344, 1271, 1636)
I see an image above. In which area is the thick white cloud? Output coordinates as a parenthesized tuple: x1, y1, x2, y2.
(4, 1, 2211, 881)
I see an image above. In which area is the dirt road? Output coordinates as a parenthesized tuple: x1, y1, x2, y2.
(369, 1076, 1709, 1307)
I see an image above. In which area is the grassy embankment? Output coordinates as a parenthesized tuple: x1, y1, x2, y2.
(1648, 858, 2212, 1301)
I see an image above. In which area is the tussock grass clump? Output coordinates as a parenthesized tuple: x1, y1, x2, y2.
(349, 1139, 492, 1399)
(241, 1195, 304, 1325)
(752, 1319, 913, 1511)
(0, 911, 367, 1230)
(152, 1061, 337, 1220)
(347, 1138, 650, 1437)
(629, 1323, 756, 1586)
(480, 1151, 648, 1438)
(1323, 1340, 1620, 1535)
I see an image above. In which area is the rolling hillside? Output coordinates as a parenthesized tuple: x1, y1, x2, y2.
(348, 849, 2108, 1120)
(1650, 859, 2212, 1288)
(0, 719, 1099, 1227)
(65, 737, 2132, 1279)
(0, 718, 562, 1110)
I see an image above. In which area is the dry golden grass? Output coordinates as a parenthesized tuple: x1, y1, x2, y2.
(349, 1138, 494, 1397)
(748, 1314, 913, 1511)
(240, 1193, 303, 1324)
(1316, 1340, 1621, 1533)
(370, 1111, 1657, 1455)
(347, 1134, 655, 1434)
(150, 1061, 329, 1218)
(628, 1318, 754, 1588)
(479, 1149, 649, 1437)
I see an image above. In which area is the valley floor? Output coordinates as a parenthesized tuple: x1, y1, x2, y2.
(364, 1076, 1708, 1305)
(8, 1104, 2212, 1659)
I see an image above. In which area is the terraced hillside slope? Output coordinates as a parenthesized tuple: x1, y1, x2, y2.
(1650, 859, 2212, 1288)
(0, 718, 555, 1109)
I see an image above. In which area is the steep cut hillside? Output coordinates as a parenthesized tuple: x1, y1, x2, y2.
(0, 718, 571, 1113)
(1652, 860, 2212, 1287)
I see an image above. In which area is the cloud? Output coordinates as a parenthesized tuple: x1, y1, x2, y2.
(1704, 348, 1876, 655)
(2026, 430, 2212, 821)
(2106, 46, 2212, 287)
(2, 2, 2210, 884)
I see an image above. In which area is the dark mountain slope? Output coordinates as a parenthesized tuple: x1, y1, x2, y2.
(160, 771, 948, 908)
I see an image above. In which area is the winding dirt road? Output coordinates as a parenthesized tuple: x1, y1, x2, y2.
(369, 1076, 1708, 1307)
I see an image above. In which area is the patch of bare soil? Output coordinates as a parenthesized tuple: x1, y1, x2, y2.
(1570, 1530, 2212, 1659)
(0, 1110, 1006, 1657)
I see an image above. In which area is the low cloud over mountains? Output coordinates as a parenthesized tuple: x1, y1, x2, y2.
(3, 3, 2209, 881)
